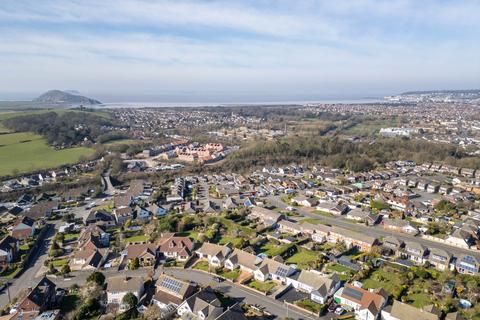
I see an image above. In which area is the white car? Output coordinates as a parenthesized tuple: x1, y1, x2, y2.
(334, 307, 344, 315)
(286, 206, 296, 211)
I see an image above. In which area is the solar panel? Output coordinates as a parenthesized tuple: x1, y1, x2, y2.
(343, 286, 364, 301)
(276, 267, 289, 277)
(160, 277, 183, 294)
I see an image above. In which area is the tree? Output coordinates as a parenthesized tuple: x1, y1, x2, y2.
(61, 264, 71, 275)
(122, 292, 138, 310)
(87, 271, 105, 286)
(129, 258, 140, 270)
(335, 240, 347, 253)
(143, 305, 163, 320)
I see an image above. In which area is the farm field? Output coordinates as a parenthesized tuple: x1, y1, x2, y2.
(0, 132, 93, 176)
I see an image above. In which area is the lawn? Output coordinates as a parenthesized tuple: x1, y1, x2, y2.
(0, 132, 93, 176)
(50, 258, 69, 267)
(248, 280, 276, 293)
(286, 247, 319, 269)
(193, 261, 210, 272)
(218, 217, 255, 236)
(406, 293, 433, 308)
(218, 236, 244, 248)
(326, 263, 351, 273)
(259, 241, 294, 257)
(296, 299, 323, 313)
(218, 268, 240, 280)
(64, 233, 80, 241)
(362, 268, 404, 296)
(124, 234, 149, 244)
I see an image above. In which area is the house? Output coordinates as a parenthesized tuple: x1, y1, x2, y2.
(176, 286, 227, 320)
(277, 220, 302, 235)
(11, 216, 36, 240)
(445, 229, 473, 248)
(71, 225, 109, 270)
(0, 235, 20, 265)
(403, 241, 427, 265)
(455, 254, 479, 275)
(427, 248, 452, 271)
(106, 276, 144, 311)
(382, 236, 404, 256)
(316, 202, 349, 215)
(196, 243, 231, 267)
(202, 201, 219, 214)
(328, 227, 378, 252)
(0, 236, 19, 265)
(114, 207, 134, 224)
(249, 206, 284, 228)
(224, 248, 263, 273)
(253, 258, 295, 283)
(85, 210, 116, 227)
(134, 205, 151, 221)
(25, 201, 59, 220)
(291, 196, 318, 207)
(123, 243, 159, 267)
(381, 300, 440, 320)
(286, 270, 341, 304)
(148, 203, 167, 216)
(114, 195, 133, 208)
(152, 274, 196, 310)
(182, 202, 197, 214)
(382, 219, 419, 235)
(14, 277, 57, 319)
(346, 209, 380, 225)
(223, 197, 238, 210)
(334, 284, 388, 320)
(158, 234, 194, 261)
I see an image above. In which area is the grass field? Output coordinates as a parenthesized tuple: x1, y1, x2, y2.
(124, 234, 149, 244)
(286, 247, 318, 269)
(0, 132, 94, 176)
(248, 280, 276, 293)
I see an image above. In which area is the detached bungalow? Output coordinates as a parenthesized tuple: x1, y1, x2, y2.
(253, 258, 295, 283)
(334, 284, 388, 320)
(224, 248, 263, 273)
(382, 300, 440, 320)
(195, 243, 231, 267)
(287, 270, 341, 304)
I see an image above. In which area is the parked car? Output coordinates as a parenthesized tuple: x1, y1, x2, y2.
(335, 307, 344, 315)
(328, 303, 338, 313)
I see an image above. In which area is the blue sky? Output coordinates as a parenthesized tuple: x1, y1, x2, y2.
(0, 0, 479, 102)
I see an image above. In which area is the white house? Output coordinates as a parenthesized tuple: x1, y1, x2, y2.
(106, 276, 144, 311)
(287, 270, 341, 304)
(195, 243, 231, 267)
(253, 258, 295, 283)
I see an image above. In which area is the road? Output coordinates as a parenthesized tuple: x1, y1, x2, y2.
(0, 223, 57, 308)
(163, 269, 323, 320)
(48, 267, 323, 320)
(267, 196, 480, 259)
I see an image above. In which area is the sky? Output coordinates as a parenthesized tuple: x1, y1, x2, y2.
(0, 0, 479, 103)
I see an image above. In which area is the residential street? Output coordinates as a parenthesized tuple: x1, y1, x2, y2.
(267, 196, 480, 259)
(0, 223, 56, 308)
(47, 267, 323, 320)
